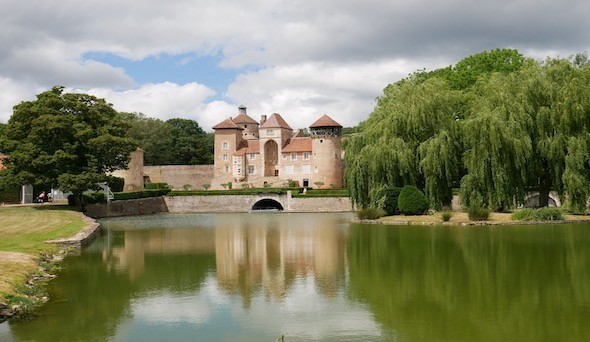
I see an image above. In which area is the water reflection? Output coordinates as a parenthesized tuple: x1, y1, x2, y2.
(347, 223, 590, 341)
(5, 214, 590, 341)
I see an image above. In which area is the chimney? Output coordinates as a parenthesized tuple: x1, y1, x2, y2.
(238, 105, 247, 115)
(260, 115, 267, 125)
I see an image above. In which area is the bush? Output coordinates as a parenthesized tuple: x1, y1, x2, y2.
(202, 184, 210, 190)
(145, 182, 170, 190)
(0, 187, 21, 203)
(356, 207, 386, 220)
(83, 191, 106, 204)
(183, 184, 192, 190)
(442, 211, 453, 222)
(468, 206, 490, 221)
(398, 186, 429, 215)
(113, 189, 170, 200)
(372, 186, 403, 215)
(512, 207, 564, 221)
(106, 176, 125, 192)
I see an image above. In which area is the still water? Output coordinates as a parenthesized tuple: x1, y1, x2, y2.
(2, 213, 590, 341)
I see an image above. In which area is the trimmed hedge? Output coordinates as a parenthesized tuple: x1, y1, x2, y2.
(106, 175, 125, 192)
(113, 189, 170, 200)
(145, 182, 170, 190)
(398, 186, 429, 215)
(169, 187, 304, 196)
(0, 187, 20, 203)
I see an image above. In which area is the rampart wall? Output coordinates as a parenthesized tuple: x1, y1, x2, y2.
(143, 165, 214, 190)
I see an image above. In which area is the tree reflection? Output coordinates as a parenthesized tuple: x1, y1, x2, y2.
(347, 223, 590, 341)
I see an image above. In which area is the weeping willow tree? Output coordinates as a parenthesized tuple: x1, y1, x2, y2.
(345, 77, 464, 209)
(347, 49, 590, 213)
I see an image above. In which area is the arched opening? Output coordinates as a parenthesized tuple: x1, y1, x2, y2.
(252, 199, 284, 211)
(524, 194, 557, 208)
(264, 140, 279, 176)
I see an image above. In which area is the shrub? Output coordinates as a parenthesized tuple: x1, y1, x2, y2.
(241, 183, 250, 189)
(398, 186, 429, 215)
(356, 207, 386, 220)
(202, 184, 211, 190)
(106, 176, 125, 192)
(442, 211, 453, 222)
(468, 206, 490, 221)
(512, 207, 564, 221)
(113, 189, 170, 200)
(372, 186, 403, 215)
(83, 191, 106, 204)
(314, 181, 324, 189)
(145, 182, 169, 190)
(183, 184, 192, 190)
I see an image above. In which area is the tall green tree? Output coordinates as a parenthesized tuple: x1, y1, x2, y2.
(120, 112, 174, 166)
(345, 77, 464, 209)
(166, 118, 214, 165)
(0, 87, 137, 207)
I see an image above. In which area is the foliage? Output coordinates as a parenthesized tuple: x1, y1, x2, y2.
(346, 49, 590, 212)
(467, 206, 490, 221)
(183, 184, 192, 190)
(511, 207, 565, 221)
(112, 189, 170, 200)
(356, 207, 386, 220)
(106, 176, 125, 193)
(144, 182, 170, 190)
(314, 181, 324, 188)
(120, 113, 214, 166)
(0, 187, 20, 203)
(0, 87, 137, 208)
(398, 185, 429, 215)
(202, 183, 210, 190)
(83, 192, 106, 204)
(370, 186, 402, 215)
(441, 211, 453, 222)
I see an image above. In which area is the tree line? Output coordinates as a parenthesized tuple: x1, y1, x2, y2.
(0, 86, 213, 207)
(345, 49, 590, 213)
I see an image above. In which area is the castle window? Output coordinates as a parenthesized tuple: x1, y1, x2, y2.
(266, 129, 274, 135)
(285, 165, 294, 174)
(222, 154, 228, 161)
(320, 139, 324, 143)
(225, 165, 230, 173)
(304, 152, 310, 160)
(248, 165, 256, 174)
(249, 153, 256, 160)
(291, 153, 297, 160)
(302, 164, 310, 174)
(222, 141, 229, 149)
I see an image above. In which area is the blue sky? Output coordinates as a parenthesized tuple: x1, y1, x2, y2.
(0, 0, 588, 131)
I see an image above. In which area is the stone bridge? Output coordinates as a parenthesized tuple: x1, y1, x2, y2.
(523, 191, 561, 208)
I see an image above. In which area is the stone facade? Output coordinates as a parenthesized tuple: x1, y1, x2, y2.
(143, 165, 214, 190)
(212, 106, 344, 189)
(111, 148, 145, 191)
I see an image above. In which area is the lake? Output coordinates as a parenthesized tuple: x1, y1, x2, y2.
(2, 212, 590, 341)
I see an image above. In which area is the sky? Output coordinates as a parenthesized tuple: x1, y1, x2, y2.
(1, 0, 588, 131)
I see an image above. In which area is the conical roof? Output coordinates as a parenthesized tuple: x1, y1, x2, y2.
(310, 114, 342, 128)
(260, 113, 292, 129)
(233, 113, 259, 125)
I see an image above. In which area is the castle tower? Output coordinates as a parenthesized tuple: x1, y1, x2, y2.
(309, 115, 343, 188)
(212, 117, 244, 184)
(259, 113, 292, 177)
(233, 105, 260, 140)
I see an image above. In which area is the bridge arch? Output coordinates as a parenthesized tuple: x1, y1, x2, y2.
(251, 198, 284, 211)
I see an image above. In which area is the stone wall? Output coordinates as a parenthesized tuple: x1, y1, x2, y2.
(165, 193, 353, 213)
(143, 165, 214, 190)
(84, 197, 168, 218)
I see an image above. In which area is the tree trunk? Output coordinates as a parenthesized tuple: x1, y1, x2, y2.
(539, 162, 551, 207)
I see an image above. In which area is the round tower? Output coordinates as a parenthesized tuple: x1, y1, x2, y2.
(309, 115, 343, 188)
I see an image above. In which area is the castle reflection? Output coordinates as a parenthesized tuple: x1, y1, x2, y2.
(103, 213, 349, 305)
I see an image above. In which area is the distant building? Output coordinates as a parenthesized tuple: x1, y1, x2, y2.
(211, 106, 343, 189)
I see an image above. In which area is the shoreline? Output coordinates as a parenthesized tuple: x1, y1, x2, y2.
(0, 212, 101, 323)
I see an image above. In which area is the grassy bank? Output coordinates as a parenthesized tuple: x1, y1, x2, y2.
(0, 205, 85, 305)
(375, 211, 590, 225)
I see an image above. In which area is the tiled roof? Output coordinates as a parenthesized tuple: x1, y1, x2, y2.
(246, 140, 260, 154)
(309, 114, 342, 128)
(260, 113, 292, 129)
(233, 113, 259, 125)
(282, 137, 312, 152)
(212, 118, 243, 130)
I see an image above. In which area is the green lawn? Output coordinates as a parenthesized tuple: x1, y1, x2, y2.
(0, 205, 85, 302)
